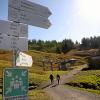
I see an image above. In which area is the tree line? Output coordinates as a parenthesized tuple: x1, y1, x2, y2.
(81, 36, 100, 49)
(28, 36, 100, 53)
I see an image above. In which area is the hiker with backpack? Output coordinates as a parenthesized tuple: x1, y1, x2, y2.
(49, 74, 54, 84)
(56, 74, 60, 84)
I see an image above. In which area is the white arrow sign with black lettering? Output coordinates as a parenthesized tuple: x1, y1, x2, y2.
(16, 52, 33, 67)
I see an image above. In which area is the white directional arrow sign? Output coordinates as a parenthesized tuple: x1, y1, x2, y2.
(8, 0, 52, 28)
(16, 52, 33, 67)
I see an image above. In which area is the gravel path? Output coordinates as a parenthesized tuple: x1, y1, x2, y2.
(44, 65, 100, 100)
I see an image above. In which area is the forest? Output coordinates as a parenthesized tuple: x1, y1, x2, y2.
(28, 36, 100, 54)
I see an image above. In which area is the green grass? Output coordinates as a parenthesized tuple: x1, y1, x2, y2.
(0, 89, 52, 100)
(65, 84, 100, 95)
(66, 69, 100, 94)
(0, 95, 2, 100)
(0, 49, 86, 99)
(29, 89, 52, 100)
(69, 70, 100, 84)
(29, 70, 68, 85)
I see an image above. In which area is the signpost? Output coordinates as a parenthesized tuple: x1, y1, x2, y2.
(0, 20, 28, 37)
(1, 0, 52, 99)
(16, 52, 33, 67)
(3, 68, 28, 100)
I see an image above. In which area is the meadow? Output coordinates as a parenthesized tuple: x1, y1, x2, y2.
(1, 49, 99, 99)
(66, 70, 100, 94)
(0, 50, 70, 99)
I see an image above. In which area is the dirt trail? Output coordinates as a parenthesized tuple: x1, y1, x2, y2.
(44, 65, 100, 100)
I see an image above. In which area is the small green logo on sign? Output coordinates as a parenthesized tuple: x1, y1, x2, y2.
(3, 68, 28, 97)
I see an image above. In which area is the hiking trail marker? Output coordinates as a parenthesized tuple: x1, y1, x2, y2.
(16, 52, 33, 67)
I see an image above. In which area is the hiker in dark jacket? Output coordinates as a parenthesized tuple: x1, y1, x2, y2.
(56, 74, 60, 84)
(49, 74, 54, 84)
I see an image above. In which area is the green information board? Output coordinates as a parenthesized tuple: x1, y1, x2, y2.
(3, 68, 28, 97)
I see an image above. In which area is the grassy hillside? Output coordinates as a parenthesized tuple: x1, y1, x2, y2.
(0, 49, 86, 70)
(66, 70, 100, 94)
(1, 50, 82, 82)
(0, 49, 83, 99)
(0, 49, 88, 85)
(0, 49, 93, 99)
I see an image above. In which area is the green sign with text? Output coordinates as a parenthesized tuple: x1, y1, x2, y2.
(3, 68, 28, 97)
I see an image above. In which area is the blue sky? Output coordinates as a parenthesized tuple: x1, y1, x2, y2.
(0, 0, 100, 43)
